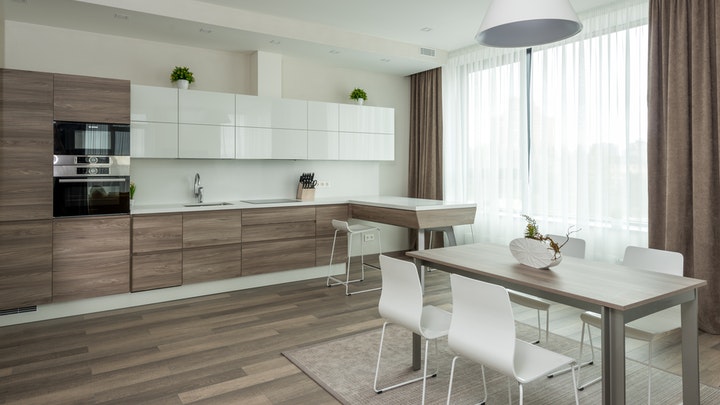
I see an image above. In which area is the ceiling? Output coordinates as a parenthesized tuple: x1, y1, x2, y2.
(2, 0, 615, 76)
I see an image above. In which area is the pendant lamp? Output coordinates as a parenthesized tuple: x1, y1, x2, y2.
(476, 0, 582, 48)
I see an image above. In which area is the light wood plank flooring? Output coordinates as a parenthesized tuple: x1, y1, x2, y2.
(1, 256, 719, 404)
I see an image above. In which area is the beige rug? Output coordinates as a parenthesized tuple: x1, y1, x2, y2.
(283, 323, 720, 404)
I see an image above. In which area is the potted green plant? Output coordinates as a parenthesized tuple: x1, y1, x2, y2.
(170, 66, 195, 89)
(349, 88, 367, 105)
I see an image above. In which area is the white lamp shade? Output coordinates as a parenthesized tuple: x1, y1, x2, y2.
(476, 0, 583, 48)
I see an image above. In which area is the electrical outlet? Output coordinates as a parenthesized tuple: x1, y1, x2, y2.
(363, 233, 375, 242)
(316, 180, 331, 188)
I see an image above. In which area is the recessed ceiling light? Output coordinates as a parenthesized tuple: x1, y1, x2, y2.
(269, 40, 281, 45)
(380, 58, 391, 63)
(199, 28, 213, 34)
(329, 50, 340, 54)
(420, 27, 433, 32)
(113, 13, 129, 20)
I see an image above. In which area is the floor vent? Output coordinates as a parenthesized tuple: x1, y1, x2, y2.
(420, 47, 436, 57)
(0, 306, 37, 316)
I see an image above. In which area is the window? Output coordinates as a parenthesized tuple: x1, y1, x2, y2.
(443, 0, 649, 261)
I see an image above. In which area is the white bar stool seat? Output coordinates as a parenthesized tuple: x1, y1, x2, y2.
(326, 219, 382, 295)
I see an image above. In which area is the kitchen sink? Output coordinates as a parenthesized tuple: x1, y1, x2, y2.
(183, 202, 234, 207)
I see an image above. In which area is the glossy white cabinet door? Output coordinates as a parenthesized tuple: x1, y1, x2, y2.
(131, 85, 178, 123)
(308, 101, 339, 131)
(236, 94, 307, 129)
(178, 124, 235, 159)
(235, 127, 308, 159)
(338, 132, 394, 161)
(235, 127, 271, 159)
(308, 130, 338, 160)
(179, 90, 235, 126)
(131, 121, 178, 158)
(338, 104, 394, 134)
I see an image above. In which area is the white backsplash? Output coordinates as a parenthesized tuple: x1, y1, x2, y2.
(130, 159, 382, 205)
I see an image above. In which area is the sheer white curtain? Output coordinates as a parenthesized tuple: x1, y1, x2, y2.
(443, 0, 649, 262)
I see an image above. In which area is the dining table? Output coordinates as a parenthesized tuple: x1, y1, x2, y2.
(406, 242, 707, 405)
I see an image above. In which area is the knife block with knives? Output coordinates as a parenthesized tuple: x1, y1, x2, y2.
(296, 172, 317, 201)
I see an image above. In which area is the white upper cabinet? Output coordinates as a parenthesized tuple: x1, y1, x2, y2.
(179, 90, 235, 126)
(131, 85, 179, 158)
(131, 122, 178, 158)
(179, 124, 235, 159)
(307, 101, 339, 160)
(236, 95, 307, 129)
(129, 85, 394, 161)
(236, 127, 308, 160)
(131, 85, 178, 122)
(308, 101, 339, 131)
(338, 104, 394, 134)
(338, 132, 394, 161)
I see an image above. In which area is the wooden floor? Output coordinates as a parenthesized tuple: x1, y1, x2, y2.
(1, 257, 720, 404)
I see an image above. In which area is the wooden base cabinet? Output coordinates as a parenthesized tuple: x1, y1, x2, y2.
(53, 216, 130, 302)
(131, 214, 182, 292)
(315, 204, 349, 266)
(182, 210, 242, 284)
(242, 207, 316, 275)
(0, 220, 52, 310)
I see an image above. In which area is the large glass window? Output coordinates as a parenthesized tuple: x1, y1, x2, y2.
(443, 0, 649, 261)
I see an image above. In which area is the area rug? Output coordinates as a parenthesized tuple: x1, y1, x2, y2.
(283, 323, 720, 404)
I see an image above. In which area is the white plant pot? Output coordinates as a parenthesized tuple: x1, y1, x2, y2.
(176, 79, 189, 90)
(509, 237, 562, 269)
(355, 98, 364, 105)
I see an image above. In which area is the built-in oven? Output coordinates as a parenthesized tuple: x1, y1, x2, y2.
(53, 121, 131, 217)
(53, 156, 130, 217)
(54, 121, 130, 156)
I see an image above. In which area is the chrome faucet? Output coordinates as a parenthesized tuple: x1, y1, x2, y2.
(193, 173, 203, 203)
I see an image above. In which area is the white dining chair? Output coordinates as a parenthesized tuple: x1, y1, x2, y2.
(575, 246, 683, 404)
(373, 255, 451, 405)
(508, 234, 586, 343)
(447, 274, 579, 405)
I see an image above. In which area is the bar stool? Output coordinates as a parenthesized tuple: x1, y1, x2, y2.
(326, 219, 382, 295)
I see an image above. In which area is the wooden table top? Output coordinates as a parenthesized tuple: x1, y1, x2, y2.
(407, 243, 707, 311)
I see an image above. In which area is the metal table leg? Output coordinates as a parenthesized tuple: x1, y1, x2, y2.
(601, 307, 625, 405)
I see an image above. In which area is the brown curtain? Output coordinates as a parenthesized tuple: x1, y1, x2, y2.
(648, 0, 720, 333)
(408, 67, 444, 249)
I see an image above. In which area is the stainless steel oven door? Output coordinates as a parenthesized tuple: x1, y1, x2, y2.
(53, 176, 130, 217)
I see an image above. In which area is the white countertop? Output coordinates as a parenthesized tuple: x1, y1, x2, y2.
(131, 196, 476, 215)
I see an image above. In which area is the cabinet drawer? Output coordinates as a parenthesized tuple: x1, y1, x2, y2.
(132, 214, 182, 254)
(316, 235, 347, 267)
(241, 207, 315, 226)
(183, 245, 242, 284)
(132, 251, 182, 292)
(0, 220, 52, 309)
(242, 239, 316, 276)
(315, 204, 350, 236)
(183, 210, 242, 248)
(242, 221, 315, 243)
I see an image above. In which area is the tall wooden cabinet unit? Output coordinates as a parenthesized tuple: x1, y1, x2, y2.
(0, 69, 54, 221)
(52, 216, 131, 302)
(241, 207, 316, 275)
(131, 213, 183, 292)
(182, 210, 243, 283)
(0, 69, 54, 310)
(53, 73, 131, 123)
(0, 220, 53, 309)
(315, 204, 349, 266)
